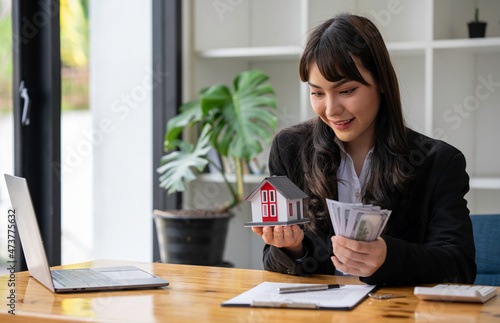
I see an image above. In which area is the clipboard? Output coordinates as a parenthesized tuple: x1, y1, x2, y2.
(221, 282, 377, 310)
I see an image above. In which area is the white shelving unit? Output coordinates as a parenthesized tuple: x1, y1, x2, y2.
(182, 0, 500, 269)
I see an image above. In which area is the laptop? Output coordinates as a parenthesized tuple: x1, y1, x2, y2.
(4, 174, 169, 293)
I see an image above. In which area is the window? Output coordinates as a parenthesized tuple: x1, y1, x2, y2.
(269, 190, 275, 202)
(270, 204, 276, 217)
(0, 0, 13, 274)
(60, 0, 91, 265)
(261, 190, 268, 203)
(262, 205, 268, 217)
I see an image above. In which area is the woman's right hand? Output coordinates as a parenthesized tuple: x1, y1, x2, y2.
(251, 225, 305, 258)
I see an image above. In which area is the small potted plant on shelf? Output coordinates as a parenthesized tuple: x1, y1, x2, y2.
(468, 7, 487, 38)
(154, 69, 277, 266)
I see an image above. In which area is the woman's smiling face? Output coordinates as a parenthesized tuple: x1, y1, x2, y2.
(308, 58, 382, 152)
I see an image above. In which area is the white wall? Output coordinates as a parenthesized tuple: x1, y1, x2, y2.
(90, 0, 152, 262)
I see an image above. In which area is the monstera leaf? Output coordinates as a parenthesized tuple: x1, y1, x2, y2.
(163, 99, 203, 150)
(201, 69, 277, 161)
(157, 69, 277, 211)
(157, 124, 212, 194)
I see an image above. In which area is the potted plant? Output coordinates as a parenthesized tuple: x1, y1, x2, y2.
(468, 7, 487, 38)
(154, 69, 278, 266)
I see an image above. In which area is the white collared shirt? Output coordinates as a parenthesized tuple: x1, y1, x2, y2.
(335, 138, 374, 203)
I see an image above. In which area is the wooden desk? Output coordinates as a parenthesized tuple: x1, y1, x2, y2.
(0, 259, 499, 322)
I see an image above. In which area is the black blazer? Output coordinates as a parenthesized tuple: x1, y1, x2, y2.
(262, 122, 477, 285)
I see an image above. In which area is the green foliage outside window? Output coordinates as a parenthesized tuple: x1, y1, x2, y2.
(0, 4, 12, 113)
(0, 0, 90, 113)
(61, 0, 89, 111)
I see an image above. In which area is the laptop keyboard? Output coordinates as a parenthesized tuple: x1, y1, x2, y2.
(51, 269, 117, 288)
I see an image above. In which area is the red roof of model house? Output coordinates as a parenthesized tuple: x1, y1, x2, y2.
(245, 176, 308, 201)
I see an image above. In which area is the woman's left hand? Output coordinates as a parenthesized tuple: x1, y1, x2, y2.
(331, 235, 387, 277)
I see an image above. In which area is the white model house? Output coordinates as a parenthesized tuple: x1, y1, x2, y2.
(244, 176, 309, 227)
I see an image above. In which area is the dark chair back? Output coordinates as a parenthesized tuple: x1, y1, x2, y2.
(470, 214, 500, 286)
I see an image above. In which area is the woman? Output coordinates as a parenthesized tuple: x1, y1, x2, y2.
(251, 14, 476, 285)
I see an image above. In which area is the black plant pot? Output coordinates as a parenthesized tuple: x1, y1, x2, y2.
(468, 22, 487, 38)
(153, 210, 233, 266)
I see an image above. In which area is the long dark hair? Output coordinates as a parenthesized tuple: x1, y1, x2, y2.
(295, 14, 411, 235)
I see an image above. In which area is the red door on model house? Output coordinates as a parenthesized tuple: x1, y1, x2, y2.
(261, 182, 277, 222)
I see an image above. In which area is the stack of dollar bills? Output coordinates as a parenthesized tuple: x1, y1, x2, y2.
(326, 199, 392, 241)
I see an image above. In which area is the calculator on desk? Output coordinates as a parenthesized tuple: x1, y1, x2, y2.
(414, 284, 497, 303)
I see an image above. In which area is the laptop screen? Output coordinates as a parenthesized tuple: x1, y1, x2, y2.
(4, 174, 56, 292)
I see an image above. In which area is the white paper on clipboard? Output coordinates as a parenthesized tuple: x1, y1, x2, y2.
(222, 282, 376, 310)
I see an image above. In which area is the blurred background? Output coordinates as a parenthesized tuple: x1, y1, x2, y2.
(0, 0, 92, 272)
(1, 0, 499, 273)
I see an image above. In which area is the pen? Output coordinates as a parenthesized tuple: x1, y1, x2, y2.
(278, 284, 342, 294)
(251, 301, 318, 309)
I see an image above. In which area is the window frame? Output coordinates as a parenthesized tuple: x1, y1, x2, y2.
(12, 0, 62, 270)
(151, 0, 183, 261)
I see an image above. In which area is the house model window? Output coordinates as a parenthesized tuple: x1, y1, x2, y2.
(244, 176, 310, 227)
